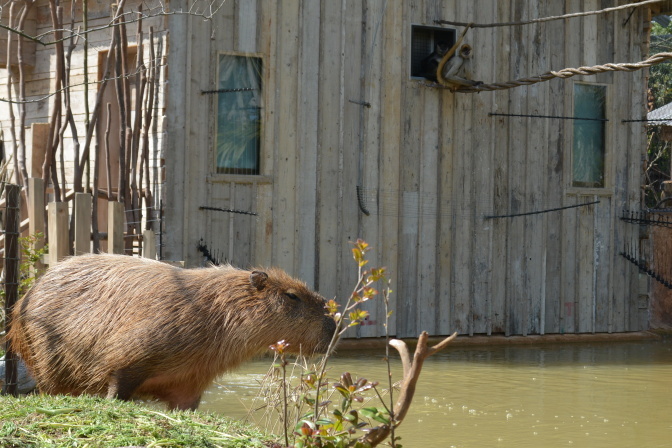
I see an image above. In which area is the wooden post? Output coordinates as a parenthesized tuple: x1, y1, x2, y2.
(48, 202, 69, 264)
(30, 123, 49, 178)
(28, 177, 45, 273)
(3, 184, 20, 396)
(74, 193, 92, 255)
(108, 201, 124, 254)
(142, 229, 156, 259)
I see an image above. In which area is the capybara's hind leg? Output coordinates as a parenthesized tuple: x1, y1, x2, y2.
(106, 368, 147, 401)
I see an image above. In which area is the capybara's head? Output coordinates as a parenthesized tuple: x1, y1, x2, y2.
(243, 267, 337, 355)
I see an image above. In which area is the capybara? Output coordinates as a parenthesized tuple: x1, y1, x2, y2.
(8, 253, 336, 410)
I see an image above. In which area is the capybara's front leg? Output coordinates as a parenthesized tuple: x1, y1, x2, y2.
(106, 367, 147, 401)
(168, 393, 202, 411)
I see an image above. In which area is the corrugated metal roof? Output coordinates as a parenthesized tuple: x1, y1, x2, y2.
(648, 102, 672, 125)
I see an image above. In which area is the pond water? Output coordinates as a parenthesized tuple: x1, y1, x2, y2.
(199, 338, 672, 448)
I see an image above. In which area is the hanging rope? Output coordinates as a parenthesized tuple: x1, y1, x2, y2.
(438, 52, 672, 93)
(435, 0, 664, 29)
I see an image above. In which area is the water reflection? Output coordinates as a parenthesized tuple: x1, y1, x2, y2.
(200, 339, 672, 448)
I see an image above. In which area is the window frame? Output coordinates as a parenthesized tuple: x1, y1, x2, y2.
(566, 81, 613, 195)
(212, 51, 266, 180)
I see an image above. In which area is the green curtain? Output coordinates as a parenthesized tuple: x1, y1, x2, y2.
(216, 55, 262, 174)
(572, 83, 606, 188)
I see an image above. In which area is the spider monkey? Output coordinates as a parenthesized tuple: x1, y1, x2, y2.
(420, 41, 449, 82)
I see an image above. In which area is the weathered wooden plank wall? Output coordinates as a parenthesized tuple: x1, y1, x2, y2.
(164, 0, 650, 337)
(0, 0, 649, 338)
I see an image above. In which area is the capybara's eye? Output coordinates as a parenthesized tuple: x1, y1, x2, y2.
(284, 292, 301, 302)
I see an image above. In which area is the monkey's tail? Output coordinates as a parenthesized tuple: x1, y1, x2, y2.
(437, 23, 473, 88)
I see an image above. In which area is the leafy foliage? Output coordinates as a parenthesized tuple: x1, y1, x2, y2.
(262, 240, 398, 448)
(0, 233, 47, 333)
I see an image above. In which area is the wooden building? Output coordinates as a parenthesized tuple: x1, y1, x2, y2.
(2, 0, 670, 338)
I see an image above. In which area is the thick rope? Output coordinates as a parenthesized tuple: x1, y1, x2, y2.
(435, 0, 663, 29)
(443, 52, 672, 93)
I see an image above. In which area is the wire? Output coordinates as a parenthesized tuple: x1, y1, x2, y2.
(435, 0, 663, 29)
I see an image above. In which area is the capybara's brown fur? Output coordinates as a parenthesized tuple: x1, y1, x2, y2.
(8, 253, 336, 410)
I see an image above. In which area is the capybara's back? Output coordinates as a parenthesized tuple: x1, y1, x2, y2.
(8, 253, 336, 410)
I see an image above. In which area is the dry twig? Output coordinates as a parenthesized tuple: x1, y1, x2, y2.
(359, 331, 458, 447)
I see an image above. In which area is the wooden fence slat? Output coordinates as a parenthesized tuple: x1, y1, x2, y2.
(28, 177, 46, 273)
(471, 0, 495, 335)
(316, 0, 341, 297)
(108, 201, 125, 255)
(524, 1, 546, 335)
(399, 1, 422, 338)
(380, 0, 402, 337)
(296, 0, 320, 287)
(3, 184, 21, 396)
(48, 202, 69, 264)
(490, 0, 511, 335)
(543, 0, 565, 334)
(74, 193, 92, 255)
(275, 0, 300, 273)
(142, 229, 156, 259)
(506, 0, 528, 336)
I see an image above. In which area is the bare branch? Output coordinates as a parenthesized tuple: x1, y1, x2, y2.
(19, 1, 227, 46)
(0, 60, 163, 104)
(5, 1, 19, 185)
(359, 332, 458, 447)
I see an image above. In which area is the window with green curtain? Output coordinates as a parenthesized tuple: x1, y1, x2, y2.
(216, 55, 262, 175)
(572, 83, 606, 188)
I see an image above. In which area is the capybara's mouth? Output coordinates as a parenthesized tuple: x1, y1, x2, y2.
(316, 318, 338, 353)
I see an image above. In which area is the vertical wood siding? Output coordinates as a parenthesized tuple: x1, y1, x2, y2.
(0, 0, 648, 339)
(161, 0, 649, 337)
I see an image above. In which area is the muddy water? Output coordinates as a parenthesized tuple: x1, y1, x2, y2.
(199, 339, 672, 448)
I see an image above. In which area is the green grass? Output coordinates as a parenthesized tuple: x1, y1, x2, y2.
(0, 394, 273, 448)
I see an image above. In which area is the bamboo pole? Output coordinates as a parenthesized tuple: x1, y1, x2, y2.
(130, 7, 146, 237)
(78, 0, 128, 176)
(5, 2, 18, 186)
(43, 0, 64, 204)
(55, 6, 66, 204)
(105, 102, 113, 200)
(114, 16, 127, 207)
(83, 0, 90, 192)
(64, 0, 80, 193)
(142, 28, 158, 230)
(118, 7, 134, 252)
(16, 1, 35, 191)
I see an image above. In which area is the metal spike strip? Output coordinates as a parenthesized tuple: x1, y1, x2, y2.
(619, 251, 672, 289)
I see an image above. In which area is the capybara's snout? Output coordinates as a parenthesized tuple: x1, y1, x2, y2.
(316, 315, 338, 353)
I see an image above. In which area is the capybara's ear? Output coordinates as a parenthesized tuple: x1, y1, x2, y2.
(250, 271, 269, 290)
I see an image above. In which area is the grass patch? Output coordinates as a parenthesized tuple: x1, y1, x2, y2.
(0, 394, 273, 448)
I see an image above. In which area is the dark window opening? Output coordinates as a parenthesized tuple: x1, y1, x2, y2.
(410, 25, 456, 79)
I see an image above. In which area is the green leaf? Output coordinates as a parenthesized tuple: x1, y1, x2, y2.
(360, 407, 390, 424)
